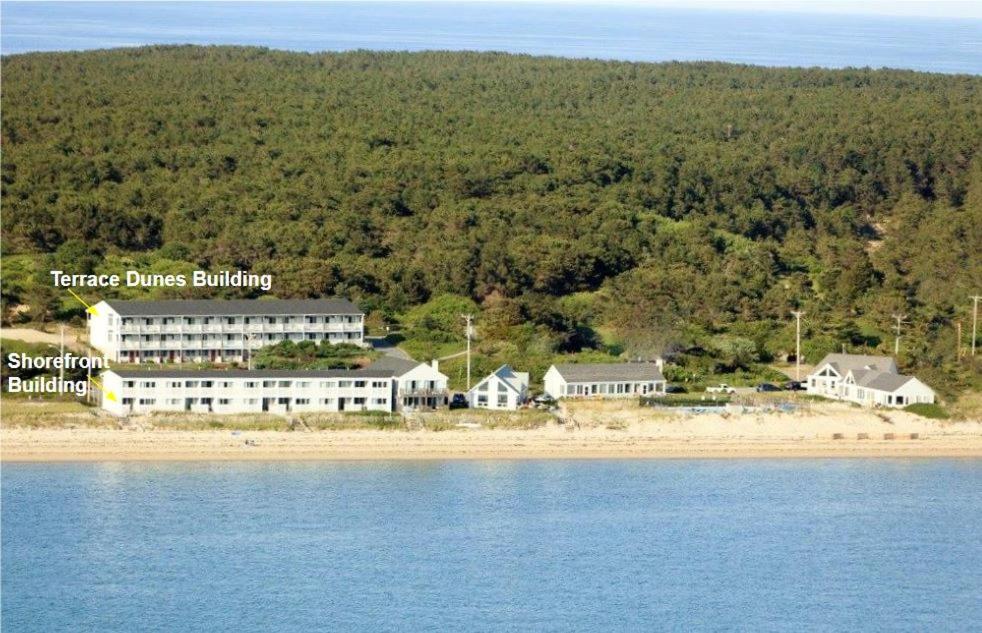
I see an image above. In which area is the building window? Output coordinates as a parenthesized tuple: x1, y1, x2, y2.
(218, 399, 230, 405)
(354, 380, 366, 388)
(477, 395, 488, 406)
(372, 381, 387, 388)
(497, 395, 508, 407)
(138, 398, 155, 405)
(295, 398, 309, 405)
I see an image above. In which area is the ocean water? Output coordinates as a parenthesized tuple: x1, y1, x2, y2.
(2, 459, 981, 631)
(2, 1, 980, 74)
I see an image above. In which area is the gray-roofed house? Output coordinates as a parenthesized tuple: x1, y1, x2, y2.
(88, 298, 364, 364)
(543, 361, 665, 400)
(366, 356, 450, 411)
(807, 353, 934, 407)
(467, 365, 530, 410)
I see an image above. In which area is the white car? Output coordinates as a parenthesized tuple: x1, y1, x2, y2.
(705, 384, 736, 394)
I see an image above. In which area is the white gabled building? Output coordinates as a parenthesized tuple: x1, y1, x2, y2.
(366, 356, 450, 410)
(543, 361, 666, 400)
(89, 298, 365, 364)
(806, 353, 935, 408)
(100, 368, 395, 416)
(467, 365, 529, 410)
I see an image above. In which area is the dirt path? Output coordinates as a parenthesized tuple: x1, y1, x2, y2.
(1, 326, 88, 352)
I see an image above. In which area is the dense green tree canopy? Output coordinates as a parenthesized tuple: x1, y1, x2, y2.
(2, 46, 980, 396)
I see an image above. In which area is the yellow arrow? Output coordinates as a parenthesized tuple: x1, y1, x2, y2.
(88, 376, 117, 403)
(67, 288, 99, 316)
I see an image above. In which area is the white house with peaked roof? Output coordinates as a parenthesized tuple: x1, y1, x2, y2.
(88, 298, 365, 364)
(543, 361, 665, 400)
(367, 356, 449, 410)
(467, 365, 529, 410)
(807, 353, 934, 408)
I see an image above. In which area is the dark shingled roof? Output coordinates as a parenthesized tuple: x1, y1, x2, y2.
(366, 356, 424, 376)
(103, 298, 362, 317)
(552, 362, 664, 382)
(106, 368, 391, 379)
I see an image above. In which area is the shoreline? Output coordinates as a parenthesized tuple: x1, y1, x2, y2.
(4, 427, 981, 462)
(4, 401, 980, 462)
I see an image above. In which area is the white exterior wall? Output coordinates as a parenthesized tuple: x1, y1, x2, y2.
(814, 366, 936, 408)
(468, 374, 528, 410)
(543, 367, 566, 400)
(88, 301, 121, 360)
(558, 380, 665, 398)
(395, 363, 449, 409)
(850, 379, 936, 408)
(807, 364, 843, 399)
(101, 372, 394, 416)
(89, 310, 365, 363)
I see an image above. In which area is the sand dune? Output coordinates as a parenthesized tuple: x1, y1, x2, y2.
(3, 402, 980, 461)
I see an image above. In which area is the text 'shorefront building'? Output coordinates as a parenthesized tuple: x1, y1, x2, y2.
(89, 298, 364, 363)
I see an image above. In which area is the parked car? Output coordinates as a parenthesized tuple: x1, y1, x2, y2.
(783, 381, 806, 391)
(665, 385, 687, 394)
(706, 384, 736, 394)
(756, 383, 781, 393)
(532, 394, 556, 407)
(449, 394, 469, 410)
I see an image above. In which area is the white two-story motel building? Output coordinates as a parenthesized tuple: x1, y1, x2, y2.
(88, 298, 364, 363)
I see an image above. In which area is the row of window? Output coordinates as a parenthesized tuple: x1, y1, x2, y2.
(475, 394, 510, 407)
(121, 332, 360, 342)
(119, 316, 362, 326)
(121, 397, 388, 406)
(121, 380, 390, 389)
(564, 382, 660, 396)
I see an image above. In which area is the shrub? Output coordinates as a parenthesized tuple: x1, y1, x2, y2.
(904, 403, 949, 420)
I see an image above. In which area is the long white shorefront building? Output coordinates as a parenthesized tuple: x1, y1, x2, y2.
(88, 298, 364, 363)
(102, 368, 395, 416)
(100, 357, 451, 416)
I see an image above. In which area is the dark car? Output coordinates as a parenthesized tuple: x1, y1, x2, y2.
(756, 383, 781, 393)
(449, 393, 469, 410)
(532, 394, 556, 407)
(783, 381, 806, 391)
(665, 385, 687, 394)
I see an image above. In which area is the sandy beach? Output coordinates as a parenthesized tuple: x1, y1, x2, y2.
(3, 401, 981, 461)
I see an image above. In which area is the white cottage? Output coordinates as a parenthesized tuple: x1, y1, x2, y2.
(467, 365, 529, 410)
(543, 361, 665, 400)
(807, 353, 935, 408)
(367, 356, 450, 410)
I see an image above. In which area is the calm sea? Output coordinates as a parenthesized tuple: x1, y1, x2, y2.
(2, 1, 981, 74)
(2, 459, 981, 631)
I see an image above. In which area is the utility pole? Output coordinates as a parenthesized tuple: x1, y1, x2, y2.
(462, 314, 474, 390)
(59, 324, 66, 384)
(891, 314, 908, 356)
(956, 321, 963, 360)
(971, 295, 981, 357)
(791, 310, 804, 381)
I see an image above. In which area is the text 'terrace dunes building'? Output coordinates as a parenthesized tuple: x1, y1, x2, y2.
(88, 298, 365, 363)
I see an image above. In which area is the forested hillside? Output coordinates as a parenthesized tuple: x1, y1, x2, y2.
(2, 47, 980, 397)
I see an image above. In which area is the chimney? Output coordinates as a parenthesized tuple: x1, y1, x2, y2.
(431, 359, 439, 372)
(655, 357, 664, 370)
